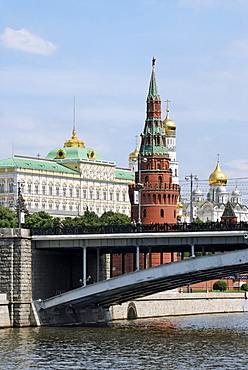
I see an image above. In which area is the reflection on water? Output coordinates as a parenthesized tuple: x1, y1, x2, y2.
(0, 313, 248, 369)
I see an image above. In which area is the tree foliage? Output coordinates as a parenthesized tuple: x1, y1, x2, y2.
(241, 283, 248, 292)
(21, 210, 130, 228)
(23, 211, 56, 228)
(213, 280, 228, 292)
(0, 205, 18, 228)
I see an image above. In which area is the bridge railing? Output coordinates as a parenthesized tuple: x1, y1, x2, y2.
(29, 221, 248, 236)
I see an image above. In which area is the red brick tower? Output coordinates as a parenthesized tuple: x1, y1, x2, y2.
(129, 59, 180, 225)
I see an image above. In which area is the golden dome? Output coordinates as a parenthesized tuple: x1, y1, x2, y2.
(163, 109, 176, 131)
(129, 136, 139, 161)
(64, 129, 85, 148)
(209, 160, 227, 185)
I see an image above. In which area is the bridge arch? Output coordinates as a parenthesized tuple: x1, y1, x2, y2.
(127, 302, 137, 320)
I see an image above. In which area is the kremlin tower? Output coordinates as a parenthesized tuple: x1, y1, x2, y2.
(129, 58, 180, 225)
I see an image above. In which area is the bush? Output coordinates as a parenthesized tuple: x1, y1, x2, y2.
(213, 280, 228, 291)
(241, 283, 248, 291)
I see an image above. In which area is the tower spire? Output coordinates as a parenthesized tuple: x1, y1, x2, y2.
(147, 57, 160, 100)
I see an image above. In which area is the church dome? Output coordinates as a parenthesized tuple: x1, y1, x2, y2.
(129, 137, 139, 161)
(129, 146, 139, 161)
(193, 186, 203, 196)
(209, 160, 227, 185)
(232, 187, 241, 196)
(163, 109, 176, 131)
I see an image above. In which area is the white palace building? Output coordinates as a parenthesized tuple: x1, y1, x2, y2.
(0, 127, 134, 218)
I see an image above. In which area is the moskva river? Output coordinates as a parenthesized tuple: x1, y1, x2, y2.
(0, 313, 248, 369)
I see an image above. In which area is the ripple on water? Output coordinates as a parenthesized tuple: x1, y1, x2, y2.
(0, 313, 248, 369)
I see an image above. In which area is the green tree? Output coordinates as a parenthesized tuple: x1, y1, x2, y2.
(74, 210, 100, 226)
(241, 283, 248, 292)
(100, 211, 130, 225)
(0, 205, 18, 228)
(213, 280, 228, 292)
(23, 211, 57, 228)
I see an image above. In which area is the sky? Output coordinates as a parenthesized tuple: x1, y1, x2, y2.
(1, 0, 248, 197)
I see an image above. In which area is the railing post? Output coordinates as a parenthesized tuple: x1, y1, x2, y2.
(191, 244, 195, 258)
(136, 246, 140, 270)
(83, 247, 87, 286)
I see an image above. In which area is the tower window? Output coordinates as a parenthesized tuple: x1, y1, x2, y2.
(157, 163, 161, 170)
(145, 176, 149, 183)
(143, 209, 147, 218)
(160, 209, 164, 218)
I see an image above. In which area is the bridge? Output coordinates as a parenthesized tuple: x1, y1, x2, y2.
(33, 229, 248, 326)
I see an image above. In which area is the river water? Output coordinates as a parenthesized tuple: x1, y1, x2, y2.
(0, 313, 248, 369)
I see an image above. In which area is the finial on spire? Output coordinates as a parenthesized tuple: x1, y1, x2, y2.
(73, 97, 76, 132)
(217, 153, 220, 163)
(152, 57, 156, 68)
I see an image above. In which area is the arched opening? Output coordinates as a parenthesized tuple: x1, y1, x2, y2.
(127, 303, 137, 320)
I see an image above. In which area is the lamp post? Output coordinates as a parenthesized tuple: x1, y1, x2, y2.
(185, 174, 198, 223)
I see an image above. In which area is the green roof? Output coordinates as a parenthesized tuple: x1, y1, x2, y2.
(0, 157, 78, 174)
(46, 147, 105, 161)
(115, 169, 135, 181)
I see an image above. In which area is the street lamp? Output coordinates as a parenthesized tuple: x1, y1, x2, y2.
(185, 174, 198, 223)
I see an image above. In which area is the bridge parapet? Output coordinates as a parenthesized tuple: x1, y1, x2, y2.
(30, 221, 248, 236)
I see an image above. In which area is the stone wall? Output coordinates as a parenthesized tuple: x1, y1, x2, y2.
(0, 229, 33, 327)
(110, 291, 248, 320)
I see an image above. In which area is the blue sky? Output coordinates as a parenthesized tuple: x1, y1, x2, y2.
(1, 0, 248, 193)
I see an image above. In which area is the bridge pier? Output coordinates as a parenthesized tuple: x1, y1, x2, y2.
(36, 303, 112, 327)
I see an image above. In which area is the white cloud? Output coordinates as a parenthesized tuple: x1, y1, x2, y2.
(226, 159, 248, 174)
(0, 27, 58, 55)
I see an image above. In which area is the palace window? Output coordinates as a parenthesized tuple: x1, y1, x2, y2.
(56, 185, 60, 196)
(63, 185, 67, 197)
(49, 184, 53, 196)
(9, 183, 14, 193)
(35, 183, 39, 195)
(103, 191, 107, 201)
(116, 192, 120, 202)
(96, 190, 100, 200)
(42, 185, 46, 195)
(122, 193, 126, 202)
(28, 183, 32, 194)
(76, 187, 80, 198)
(0, 184, 4, 193)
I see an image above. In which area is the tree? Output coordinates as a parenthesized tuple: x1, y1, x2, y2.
(213, 280, 228, 292)
(23, 211, 56, 228)
(0, 205, 18, 228)
(74, 210, 100, 226)
(241, 283, 248, 292)
(100, 211, 130, 225)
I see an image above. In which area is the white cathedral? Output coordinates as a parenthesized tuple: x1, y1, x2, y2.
(180, 159, 248, 223)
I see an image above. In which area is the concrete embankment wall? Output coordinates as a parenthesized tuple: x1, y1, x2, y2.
(110, 291, 248, 321)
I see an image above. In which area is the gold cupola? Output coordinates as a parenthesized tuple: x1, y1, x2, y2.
(129, 136, 139, 161)
(163, 109, 176, 132)
(64, 128, 85, 148)
(209, 159, 227, 185)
